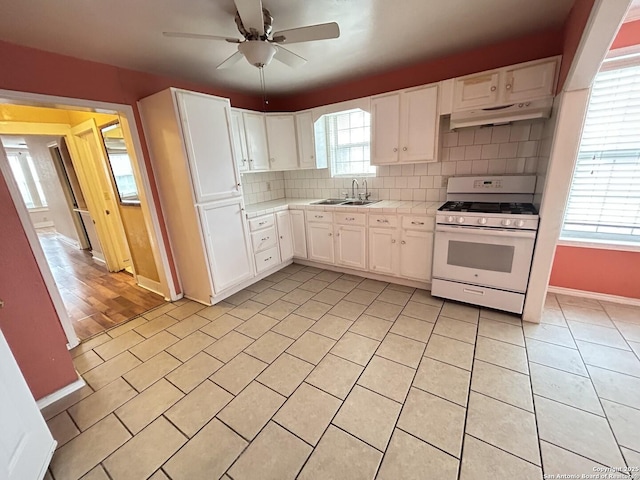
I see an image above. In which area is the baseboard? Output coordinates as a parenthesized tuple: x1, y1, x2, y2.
(56, 234, 80, 249)
(33, 221, 54, 228)
(36, 375, 86, 410)
(547, 286, 640, 307)
(137, 275, 163, 296)
(91, 251, 106, 264)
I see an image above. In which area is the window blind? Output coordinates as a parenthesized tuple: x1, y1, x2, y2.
(562, 65, 640, 243)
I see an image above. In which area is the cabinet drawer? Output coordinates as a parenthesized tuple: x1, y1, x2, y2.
(402, 216, 434, 231)
(369, 214, 398, 228)
(249, 214, 274, 231)
(307, 212, 333, 223)
(255, 246, 280, 273)
(334, 212, 366, 226)
(251, 226, 278, 253)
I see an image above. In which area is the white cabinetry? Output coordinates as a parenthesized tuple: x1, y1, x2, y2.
(230, 109, 249, 172)
(276, 210, 294, 262)
(371, 84, 439, 165)
(265, 114, 298, 170)
(453, 57, 559, 111)
(243, 112, 270, 170)
(306, 213, 334, 264)
(291, 210, 308, 259)
(334, 212, 366, 270)
(139, 88, 253, 303)
(399, 216, 434, 282)
(295, 111, 318, 169)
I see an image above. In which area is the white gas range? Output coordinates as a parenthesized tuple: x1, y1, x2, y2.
(431, 175, 539, 314)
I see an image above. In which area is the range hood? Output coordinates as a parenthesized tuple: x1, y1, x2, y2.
(449, 97, 553, 130)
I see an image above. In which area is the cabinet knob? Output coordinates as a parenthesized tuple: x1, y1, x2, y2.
(490, 86, 497, 92)
(328, 233, 333, 237)
(237, 183, 241, 187)
(336, 233, 340, 237)
(310, 155, 314, 159)
(401, 240, 406, 245)
(506, 84, 512, 90)
(249, 158, 254, 162)
(270, 158, 275, 162)
(403, 147, 407, 151)
(391, 239, 396, 244)
(393, 148, 398, 152)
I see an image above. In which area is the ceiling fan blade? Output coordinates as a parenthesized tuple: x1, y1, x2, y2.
(272, 22, 340, 44)
(234, 0, 264, 36)
(163, 32, 240, 43)
(274, 46, 307, 68)
(216, 50, 244, 69)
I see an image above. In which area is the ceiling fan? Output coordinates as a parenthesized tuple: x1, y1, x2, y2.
(163, 0, 340, 70)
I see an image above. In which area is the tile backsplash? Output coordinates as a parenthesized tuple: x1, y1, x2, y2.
(242, 119, 545, 204)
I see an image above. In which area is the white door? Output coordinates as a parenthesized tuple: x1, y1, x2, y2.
(401, 86, 439, 163)
(335, 225, 366, 270)
(199, 199, 254, 294)
(176, 91, 241, 202)
(452, 71, 500, 110)
(503, 60, 557, 103)
(399, 229, 433, 281)
(370, 93, 400, 165)
(306, 222, 334, 264)
(0, 330, 55, 480)
(369, 227, 398, 275)
(290, 210, 308, 259)
(276, 211, 294, 262)
(231, 110, 249, 172)
(243, 112, 270, 171)
(265, 115, 299, 170)
(295, 111, 316, 169)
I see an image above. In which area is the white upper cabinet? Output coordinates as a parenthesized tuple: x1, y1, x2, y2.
(371, 84, 439, 165)
(295, 111, 317, 169)
(175, 91, 241, 202)
(265, 114, 298, 170)
(453, 57, 559, 111)
(230, 109, 249, 172)
(243, 112, 270, 171)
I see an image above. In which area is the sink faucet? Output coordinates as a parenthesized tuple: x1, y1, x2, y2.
(363, 179, 371, 200)
(351, 178, 359, 199)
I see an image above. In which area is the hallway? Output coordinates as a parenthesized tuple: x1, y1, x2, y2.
(39, 229, 165, 340)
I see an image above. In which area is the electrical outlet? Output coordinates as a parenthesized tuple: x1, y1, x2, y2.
(266, 182, 271, 191)
(441, 176, 450, 188)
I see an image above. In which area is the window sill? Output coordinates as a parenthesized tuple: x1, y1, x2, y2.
(28, 207, 49, 212)
(557, 238, 640, 253)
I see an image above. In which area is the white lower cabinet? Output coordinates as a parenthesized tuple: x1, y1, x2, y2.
(335, 225, 366, 270)
(276, 210, 294, 262)
(307, 221, 335, 264)
(290, 210, 308, 259)
(199, 199, 254, 294)
(399, 229, 433, 281)
(369, 227, 398, 275)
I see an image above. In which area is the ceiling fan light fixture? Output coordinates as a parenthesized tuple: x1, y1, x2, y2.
(238, 41, 277, 68)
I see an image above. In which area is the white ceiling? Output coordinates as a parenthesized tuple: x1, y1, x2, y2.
(0, 0, 574, 95)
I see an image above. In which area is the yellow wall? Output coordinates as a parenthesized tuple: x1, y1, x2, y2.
(0, 104, 118, 128)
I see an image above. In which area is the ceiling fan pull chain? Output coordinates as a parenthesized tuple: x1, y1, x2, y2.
(259, 66, 269, 111)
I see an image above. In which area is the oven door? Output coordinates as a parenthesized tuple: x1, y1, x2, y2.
(432, 225, 536, 293)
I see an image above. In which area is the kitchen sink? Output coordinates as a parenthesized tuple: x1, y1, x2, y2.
(312, 199, 380, 206)
(341, 200, 380, 206)
(312, 199, 350, 205)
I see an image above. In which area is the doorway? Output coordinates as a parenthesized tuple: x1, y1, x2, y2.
(0, 100, 177, 343)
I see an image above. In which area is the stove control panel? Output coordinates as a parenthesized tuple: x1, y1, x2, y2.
(437, 213, 539, 230)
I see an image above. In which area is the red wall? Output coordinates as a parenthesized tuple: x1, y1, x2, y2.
(550, 246, 640, 299)
(268, 28, 564, 111)
(549, 13, 640, 300)
(0, 174, 78, 399)
(557, 0, 596, 91)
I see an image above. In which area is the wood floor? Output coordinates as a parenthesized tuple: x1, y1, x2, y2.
(38, 229, 166, 340)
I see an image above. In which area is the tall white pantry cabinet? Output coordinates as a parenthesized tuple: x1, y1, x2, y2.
(139, 88, 254, 304)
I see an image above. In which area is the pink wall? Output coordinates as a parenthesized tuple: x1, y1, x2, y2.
(550, 246, 640, 299)
(268, 28, 564, 111)
(0, 174, 78, 399)
(549, 13, 640, 300)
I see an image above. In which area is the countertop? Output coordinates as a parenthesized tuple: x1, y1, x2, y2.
(244, 198, 442, 218)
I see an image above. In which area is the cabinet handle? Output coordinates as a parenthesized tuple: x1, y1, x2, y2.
(346, 217, 355, 221)
(490, 86, 497, 92)
(376, 219, 389, 224)
(259, 221, 267, 225)
(391, 239, 396, 243)
(315, 215, 324, 219)
(505, 84, 512, 90)
(261, 237, 269, 241)
(411, 221, 425, 225)
(393, 148, 398, 152)
(264, 257, 272, 262)
(401, 240, 406, 244)
(403, 147, 407, 151)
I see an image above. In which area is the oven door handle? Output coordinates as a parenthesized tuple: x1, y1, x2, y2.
(436, 225, 536, 239)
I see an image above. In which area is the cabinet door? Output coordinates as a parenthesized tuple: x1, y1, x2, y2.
(306, 222, 334, 264)
(452, 71, 500, 111)
(231, 109, 249, 172)
(503, 60, 557, 103)
(243, 112, 270, 170)
(400, 85, 439, 163)
(276, 210, 294, 262)
(399, 229, 433, 281)
(369, 227, 398, 275)
(296, 111, 316, 169)
(176, 91, 241, 202)
(199, 199, 254, 293)
(335, 225, 366, 270)
(371, 93, 400, 165)
(291, 210, 308, 259)
(265, 115, 298, 170)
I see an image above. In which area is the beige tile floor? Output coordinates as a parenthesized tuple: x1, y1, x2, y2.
(43, 264, 640, 480)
